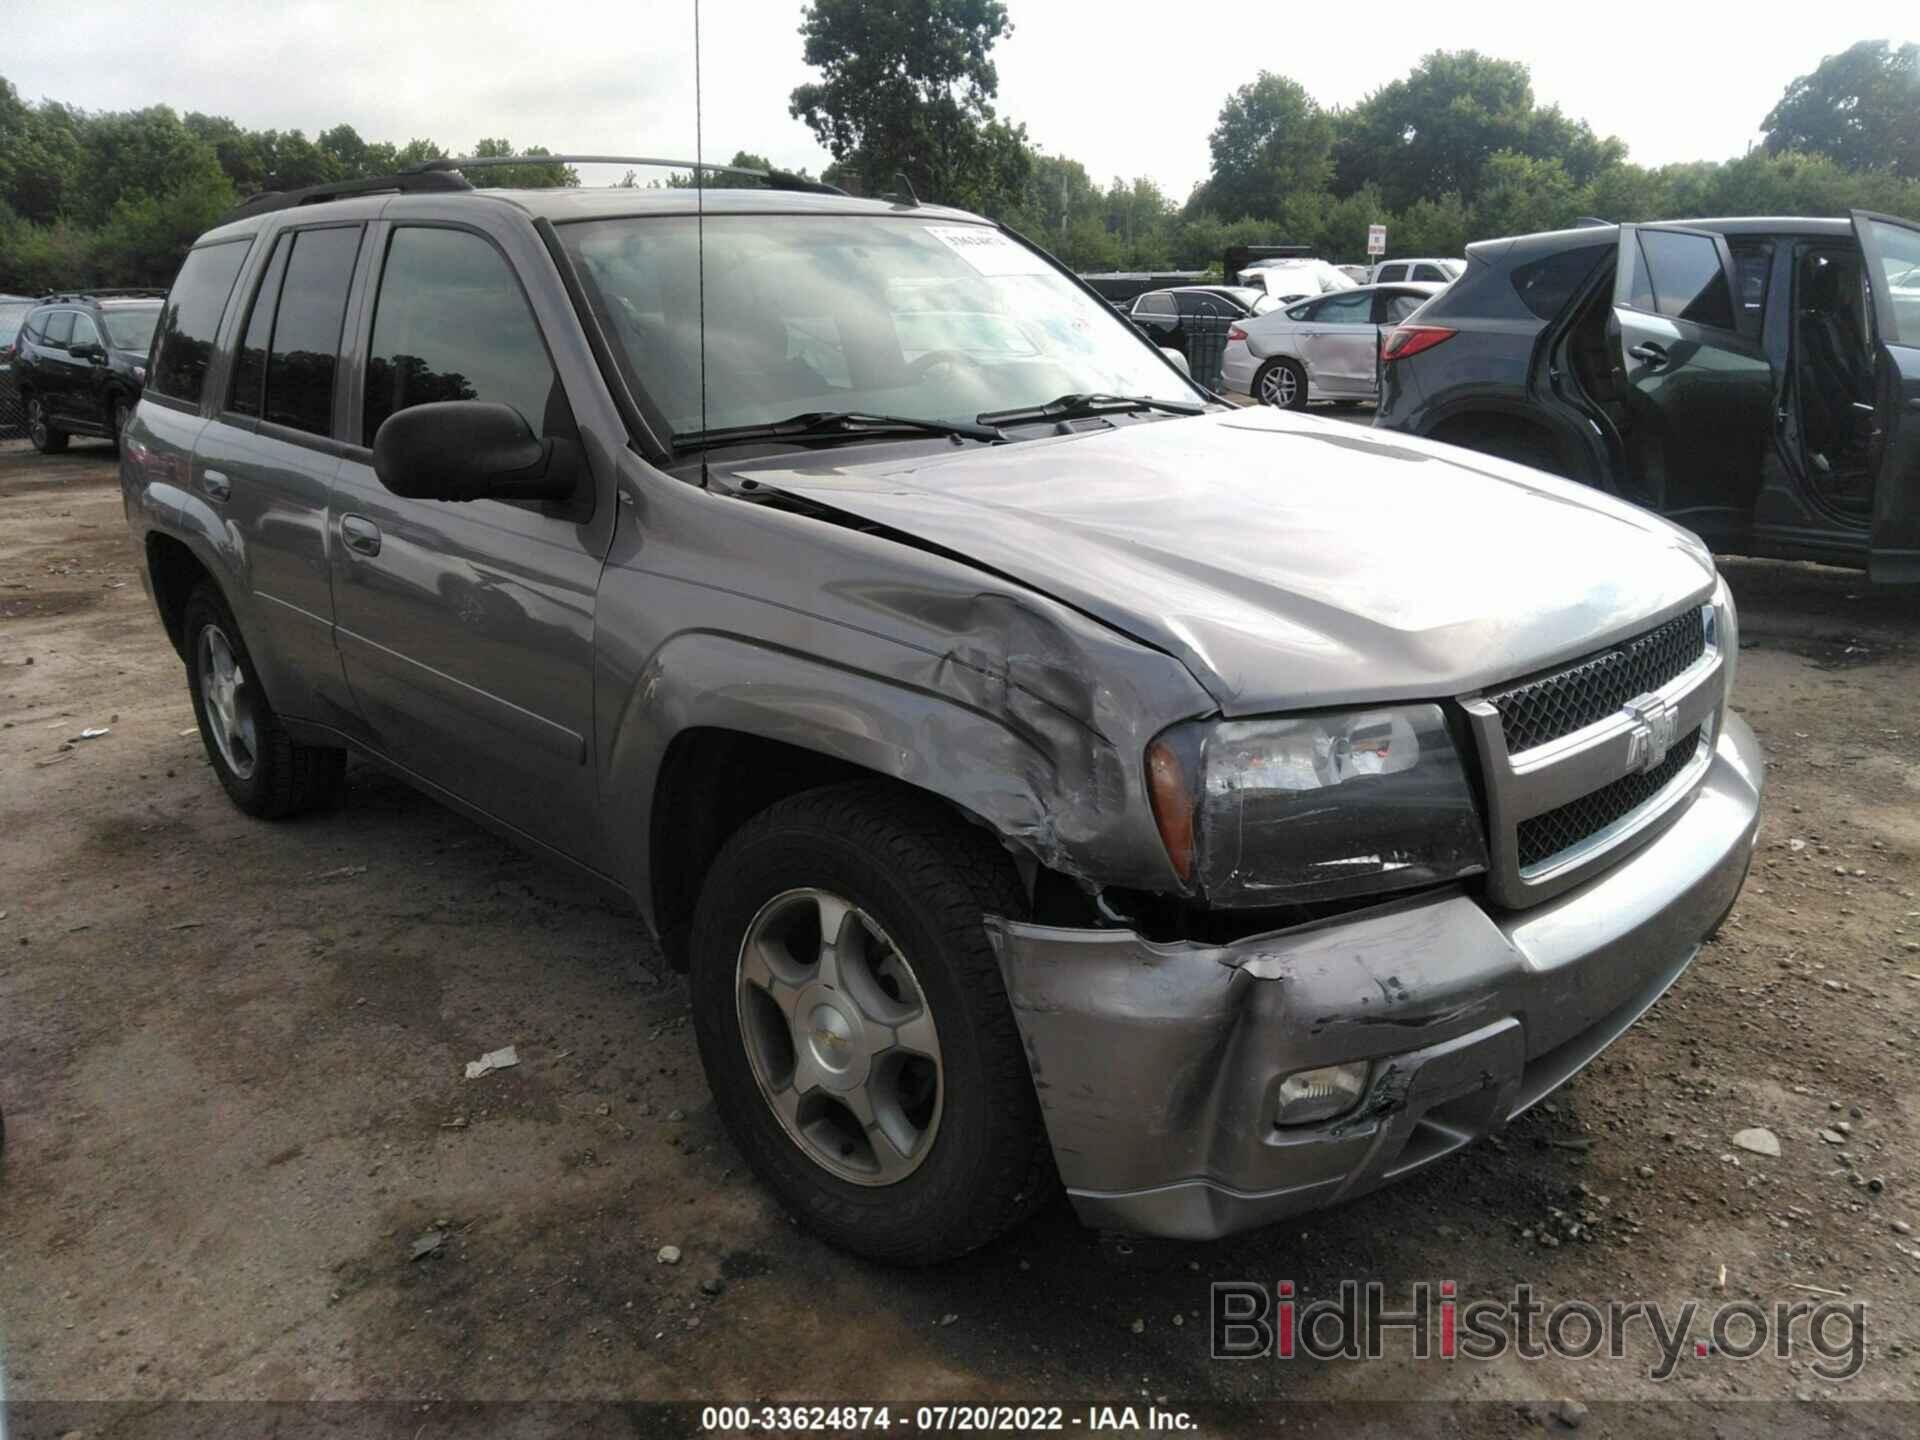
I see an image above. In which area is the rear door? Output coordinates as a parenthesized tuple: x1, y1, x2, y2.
(1608, 224, 1773, 532)
(1852, 210, 1920, 583)
(329, 220, 604, 860)
(1293, 288, 1377, 396)
(193, 221, 365, 727)
(36, 310, 78, 421)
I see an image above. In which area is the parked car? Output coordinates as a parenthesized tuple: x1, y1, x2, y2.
(124, 164, 1759, 1262)
(1335, 263, 1372, 284)
(0, 293, 37, 437)
(1127, 285, 1279, 368)
(1236, 259, 1356, 303)
(1373, 213, 1920, 581)
(1222, 282, 1444, 407)
(1370, 257, 1465, 284)
(14, 290, 165, 453)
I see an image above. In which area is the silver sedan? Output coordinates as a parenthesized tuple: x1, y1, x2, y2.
(1222, 282, 1445, 408)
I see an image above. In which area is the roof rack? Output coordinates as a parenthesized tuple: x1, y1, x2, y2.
(407, 154, 846, 196)
(219, 153, 846, 223)
(36, 287, 168, 303)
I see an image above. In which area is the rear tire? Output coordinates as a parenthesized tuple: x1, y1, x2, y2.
(183, 582, 344, 818)
(1255, 357, 1308, 410)
(109, 396, 131, 455)
(26, 396, 68, 454)
(689, 782, 1054, 1264)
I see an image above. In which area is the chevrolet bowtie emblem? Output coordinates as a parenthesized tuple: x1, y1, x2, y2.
(1622, 694, 1677, 775)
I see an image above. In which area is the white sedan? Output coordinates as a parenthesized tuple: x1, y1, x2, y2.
(1221, 282, 1444, 408)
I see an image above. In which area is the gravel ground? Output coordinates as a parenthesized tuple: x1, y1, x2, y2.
(1, 438, 1917, 1436)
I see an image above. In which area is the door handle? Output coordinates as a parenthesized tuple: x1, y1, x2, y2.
(340, 514, 382, 557)
(202, 468, 231, 503)
(1627, 341, 1669, 367)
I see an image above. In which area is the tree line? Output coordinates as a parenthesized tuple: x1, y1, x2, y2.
(3, 10, 1918, 293)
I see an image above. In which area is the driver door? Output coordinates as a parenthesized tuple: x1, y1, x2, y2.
(1852, 210, 1920, 583)
(1607, 224, 1773, 536)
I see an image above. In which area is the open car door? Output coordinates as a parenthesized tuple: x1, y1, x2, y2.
(1607, 224, 1772, 536)
(1852, 210, 1920, 583)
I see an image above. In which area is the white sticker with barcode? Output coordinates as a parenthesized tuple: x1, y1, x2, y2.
(925, 225, 1051, 276)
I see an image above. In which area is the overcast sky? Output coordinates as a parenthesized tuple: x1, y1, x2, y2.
(5, 1, 1916, 200)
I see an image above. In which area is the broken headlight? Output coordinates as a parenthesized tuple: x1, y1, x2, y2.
(1146, 705, 1488, 905)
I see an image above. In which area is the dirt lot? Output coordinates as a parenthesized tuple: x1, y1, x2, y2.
(2, 438, 1917, 1435)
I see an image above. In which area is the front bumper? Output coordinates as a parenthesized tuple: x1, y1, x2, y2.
(986, 712, 1763, 1240)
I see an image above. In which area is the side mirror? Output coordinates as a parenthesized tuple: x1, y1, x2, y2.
(372, 401, 577, 503)
(71, 341, 106, 363)
(1160, 347, 1191, 377)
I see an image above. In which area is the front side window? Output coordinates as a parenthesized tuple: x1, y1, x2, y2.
(364, 227, 559, 446)
(70, 313, 103, 349)
(1628, 229, 1735, 330)
(562, 215, 1197, 441)
(264, 225, 363, 437)
(152, 239, 252, 404)
(1861, 216, 1920, 346)
(1134, 292, 1176, 318)
(42, 310, 74, 347)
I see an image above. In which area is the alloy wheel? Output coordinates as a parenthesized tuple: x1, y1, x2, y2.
(1261, 364, 1298, 407)
(27, 398, 47, 448)
(197, 624, 259, 780)
(734, 887, 943, 1186)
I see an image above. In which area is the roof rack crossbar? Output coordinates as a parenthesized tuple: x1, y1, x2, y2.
(36, 287, 168, 302)
(412, 154, 846, 196)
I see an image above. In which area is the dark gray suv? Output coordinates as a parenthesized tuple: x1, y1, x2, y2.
(1374, 213, 1920, 582)
(123, 162, 1761, 1261)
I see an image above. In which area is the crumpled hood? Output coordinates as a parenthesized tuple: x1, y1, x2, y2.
(728, 407, 1717, 715)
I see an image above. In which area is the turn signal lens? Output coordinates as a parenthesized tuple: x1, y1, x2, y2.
(1145, 737, 1196, 884)
(1276, 1061, 1370, 1126)
(1380, 324, 1457, 363)
(1226, 325, 1248, 342)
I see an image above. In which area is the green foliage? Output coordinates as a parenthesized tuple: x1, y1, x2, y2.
(1194, 73, 1333, 221)
(789, 0, 1029, 214)
(1764, 40, 1919, 179)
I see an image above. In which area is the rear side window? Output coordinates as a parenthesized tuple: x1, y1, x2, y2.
(1412, 264, 1444, 282)
(151, 239, 252, 404)
(1376, 264, 1405, 283)
(71, 313, 102, 349)
(363, 227, 558, 446)
(228, 235, 289, 419)
(1510, 244, 1609, 321)
(1627, 230, 1735, 330)
(264, 226, 363, 436)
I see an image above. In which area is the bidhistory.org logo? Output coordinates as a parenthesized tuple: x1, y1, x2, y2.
(1211, 1281, 1867, 1382)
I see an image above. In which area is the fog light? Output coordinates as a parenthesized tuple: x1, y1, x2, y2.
(1275, 1061, 1369, 1126)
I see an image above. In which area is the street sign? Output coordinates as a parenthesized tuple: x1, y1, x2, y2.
(1367, 224, 1387, 257)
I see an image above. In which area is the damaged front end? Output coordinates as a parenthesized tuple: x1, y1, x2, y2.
(985, 714, 1763, 1241)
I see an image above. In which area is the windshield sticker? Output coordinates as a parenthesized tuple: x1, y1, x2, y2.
(925, 226, 1052, 277)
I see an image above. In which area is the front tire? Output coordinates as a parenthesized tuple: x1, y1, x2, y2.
(1255, 357, 1308, 410)
(690, 783, 1054, 1264)
(183, 582, 344, 818)
(110, 396, 131, 455)
(26, 396, 68, 454)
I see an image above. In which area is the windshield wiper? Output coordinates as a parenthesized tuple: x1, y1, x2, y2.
(674, 410, 1004, 452)
(977, 393, 1208, 427)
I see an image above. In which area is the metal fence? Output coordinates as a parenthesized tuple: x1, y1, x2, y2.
(0, 383, 24, 440)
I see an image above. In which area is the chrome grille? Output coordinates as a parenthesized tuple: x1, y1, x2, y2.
(1488, 610, 1706, 753)
(1516, 726, 1703, 869)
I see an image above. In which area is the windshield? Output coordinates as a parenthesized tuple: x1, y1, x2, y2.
(100, 304, 161, 352)
(561, 215, 1199, 440)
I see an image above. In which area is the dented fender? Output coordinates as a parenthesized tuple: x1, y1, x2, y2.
(591, 461, 1218, 924)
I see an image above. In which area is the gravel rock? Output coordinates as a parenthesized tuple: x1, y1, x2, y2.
(656, 1245, 682, 1266)
(1732, 1128, 1781, 1157)
(1553, 1397, 1589, 1429)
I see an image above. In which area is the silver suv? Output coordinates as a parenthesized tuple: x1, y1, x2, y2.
(123, 161, 1762, 1261)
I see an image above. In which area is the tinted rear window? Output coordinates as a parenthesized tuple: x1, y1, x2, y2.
(1628, 230, 1735, 330)
(228, 235, 288, 419)
(1510, 244, 1609, 321)
(265, 226, 363, 436)
(151, 239, 252, 404)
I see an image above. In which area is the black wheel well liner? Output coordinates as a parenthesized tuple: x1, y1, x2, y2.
(649, 729, 909, 970)
(144, 533, 214, 660)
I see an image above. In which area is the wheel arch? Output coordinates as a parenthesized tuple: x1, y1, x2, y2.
(145, 531, 216, 660)
(1422, 402, 1593, 481)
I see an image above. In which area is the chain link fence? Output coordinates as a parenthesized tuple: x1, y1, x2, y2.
(0, 380, 25, 440)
